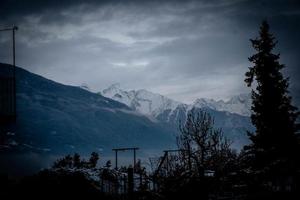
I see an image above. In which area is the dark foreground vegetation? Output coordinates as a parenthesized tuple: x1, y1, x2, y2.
(1, 21, 300, 200)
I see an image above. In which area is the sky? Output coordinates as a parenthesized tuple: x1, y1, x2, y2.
(0, 0, 300, 105)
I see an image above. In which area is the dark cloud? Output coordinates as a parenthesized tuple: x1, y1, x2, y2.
(0, 0, 300, 105)
(1, 0, 105, 20)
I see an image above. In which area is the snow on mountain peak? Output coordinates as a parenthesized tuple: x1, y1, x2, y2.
(101, 84, 181, 117)
(193, 98, 219, 110)
(102, 83, 122, 95)
(193, 93, 251, 116)
(101, 84, 252, 117)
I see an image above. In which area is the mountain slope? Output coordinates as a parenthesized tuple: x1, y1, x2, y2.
(0, 63, 176, 155)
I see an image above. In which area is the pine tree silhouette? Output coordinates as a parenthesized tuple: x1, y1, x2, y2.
(89, 152, 99, 168)
(73, 153, 81, 168)
(245, 21, 300, 190)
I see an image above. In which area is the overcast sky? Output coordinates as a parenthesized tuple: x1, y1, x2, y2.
(1, 0, 300, 105)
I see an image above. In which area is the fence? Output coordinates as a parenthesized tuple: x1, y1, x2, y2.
(99, 167, 155, 195)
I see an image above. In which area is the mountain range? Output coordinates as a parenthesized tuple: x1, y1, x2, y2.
(100, 84, 253, 149)
(0, 64, 253, 175)
(0, 64, 176, 155)
(101, 83, 252, 118)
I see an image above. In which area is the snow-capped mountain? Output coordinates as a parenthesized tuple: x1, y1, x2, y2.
(101, 83, 181, 118)
(101, 84, 251, 117)
(101, 84, 254, 150)
(0, 64, 253, 176)
(193, 94, 252, 116)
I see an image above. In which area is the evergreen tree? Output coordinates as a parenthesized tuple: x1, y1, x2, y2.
(105, 160, 112, 169)
(52, 154, 73, 168)
(134, 159, 146, 174)
(89, 152, 99, 168)
(73, 153, 81, 168)
(245, 21, 299, 180)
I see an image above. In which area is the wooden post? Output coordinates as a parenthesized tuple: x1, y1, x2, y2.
(139, 172, 142, 190)
(123, 174, 127, 194)
(166, 151, 169, 174)
(115, 150, 118, 169)
(128, 167, 134, 199)
(133, 148, 136, 172)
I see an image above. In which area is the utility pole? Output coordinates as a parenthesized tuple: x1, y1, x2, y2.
(0, 25, 18, 121)
(0, 25, 18, 65)
(12, 26, 17, 119)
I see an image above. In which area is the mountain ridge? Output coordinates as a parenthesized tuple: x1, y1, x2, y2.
(0, 65, 253, 156)
(101, 84, 254, 150)
(0, 63, 176, 155)
(101, 84, 252, 118)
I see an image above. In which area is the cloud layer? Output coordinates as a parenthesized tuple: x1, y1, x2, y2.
(1, 0, 300, 105)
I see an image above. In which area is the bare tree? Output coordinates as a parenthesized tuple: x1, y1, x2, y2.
(177, 109, 234, 176)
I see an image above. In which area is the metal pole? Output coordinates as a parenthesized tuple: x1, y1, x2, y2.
(166, 151, 169, 174)
(12, 26, 16, 118)
(0, 25, 18, 120)
(13, 27, 16, 66)
(133, 148, 136, 171)
(115, 150, 118, 169)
